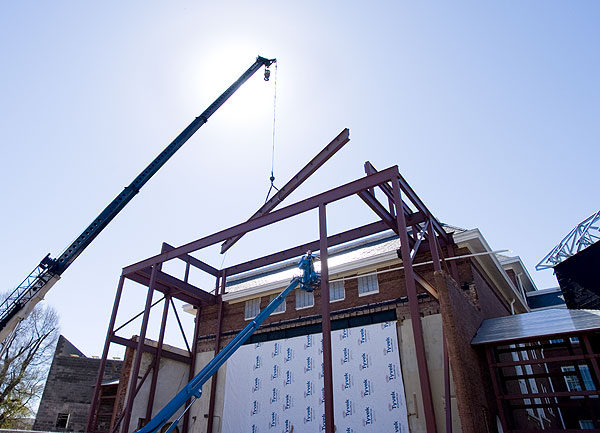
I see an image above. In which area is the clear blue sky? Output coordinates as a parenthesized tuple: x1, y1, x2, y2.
(1, 1, 598, 356)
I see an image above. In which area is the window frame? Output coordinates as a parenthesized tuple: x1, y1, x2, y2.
(295, 289, 314, 310)
(56, 413, 70, 429)
(357, 273, 379, 297)
(244, 298, 261, 320)
(329, 280, 345, 303)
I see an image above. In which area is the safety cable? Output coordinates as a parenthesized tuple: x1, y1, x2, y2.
(265, 62, 279, 203)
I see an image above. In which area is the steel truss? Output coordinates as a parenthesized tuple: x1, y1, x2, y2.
(88, 129, 459, 433)
(537, 210, 600, 270)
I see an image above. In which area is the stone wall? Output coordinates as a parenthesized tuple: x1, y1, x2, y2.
(33, 336, 122, 433)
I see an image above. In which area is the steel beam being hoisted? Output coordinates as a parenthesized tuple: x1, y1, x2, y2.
(0, 56, 276, 343)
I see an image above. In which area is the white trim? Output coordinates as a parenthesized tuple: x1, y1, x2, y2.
(454, 229, 530, 313)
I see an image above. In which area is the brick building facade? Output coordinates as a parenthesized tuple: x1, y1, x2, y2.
(110, 227, 535, 433)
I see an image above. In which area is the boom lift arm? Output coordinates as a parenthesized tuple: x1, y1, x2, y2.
(0, 56, 276, 342)
(136, 252, 320, 433)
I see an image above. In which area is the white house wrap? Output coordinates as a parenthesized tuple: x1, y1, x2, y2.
(222, 321, 409, 433)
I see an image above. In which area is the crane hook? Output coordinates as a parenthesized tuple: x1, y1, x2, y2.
(264, 67, 271, 81)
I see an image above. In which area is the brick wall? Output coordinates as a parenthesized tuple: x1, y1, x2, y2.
(196, 254, 448, 351)
(437, 270, 511, 433)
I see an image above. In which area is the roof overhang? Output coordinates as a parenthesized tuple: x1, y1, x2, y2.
(454, 229, 530, 313)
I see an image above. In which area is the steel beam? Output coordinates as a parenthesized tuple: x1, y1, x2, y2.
(224, 221, 389, 277)
(110, 335, 191, 364)
(364, 161, 410, 216)
(124, 272, 201, 307)
(486, 347, 509, 432)
(123, 166, 400, 274)
(357, 190, 398, 232)
(220, 128, 350, 253)
(225, 212, 427, 278)
(162, 243, 219, 276)
(397, 170, 449, 242)
(128, 268, 216, 305)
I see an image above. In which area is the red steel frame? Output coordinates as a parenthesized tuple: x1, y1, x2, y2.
(88, 134, 458, 433)
(484, 332, 600, 433)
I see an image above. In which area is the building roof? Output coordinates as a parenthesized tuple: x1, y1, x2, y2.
(225, 231, 400, 295)
(526, 287, 566, 310)
(217, 226, 533, 310)
(471, 308, 600, 345)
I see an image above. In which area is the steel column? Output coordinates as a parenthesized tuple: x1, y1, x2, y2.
(319, 203, 335, 433)
(486, 346, 509, 432)
(428, 220, 442, 273)
(87, 274, 126, 433)
(145, 295, 171, 422)
(392, 174, 438, 433)
(206, 273, 226, 433)
(583, 334, 600, 391)
(182, 260, 194, 433)
(122, 263, 159, 433)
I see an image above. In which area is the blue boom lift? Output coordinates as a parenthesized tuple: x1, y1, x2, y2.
(136, 252, 321, 433)
(0, 56, 276, 343)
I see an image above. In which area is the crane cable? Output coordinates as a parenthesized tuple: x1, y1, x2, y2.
(265, 62, 279, 203)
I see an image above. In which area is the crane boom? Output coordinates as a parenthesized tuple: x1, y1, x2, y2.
(0, 56, 276, 342)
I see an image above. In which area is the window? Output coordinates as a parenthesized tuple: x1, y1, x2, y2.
(563, 366, 582, 392)
(358, 274, 378, 296)
(269, 294, 286, 314)
(329, 280, 345, 302)
(56, 413, 70, 429)
(562, 365, 595, 392)
(296, 289, 314, 309)
(579, 420, 595, 429)
(244, 298, 261, 320)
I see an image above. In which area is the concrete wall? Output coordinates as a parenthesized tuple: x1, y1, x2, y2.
(122, 346, 190, 433)
(394, 313, 462, 433)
